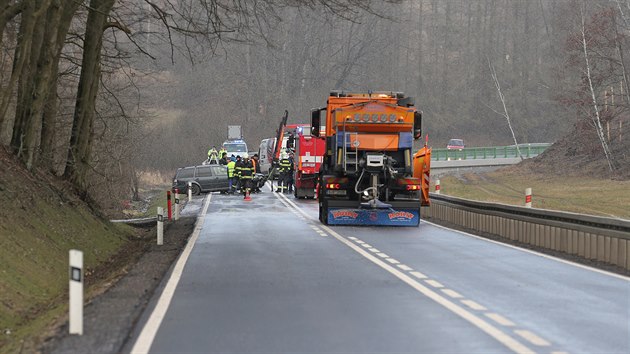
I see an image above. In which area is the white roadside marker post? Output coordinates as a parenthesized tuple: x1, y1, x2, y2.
(69, 250, 83, 335)
(435, 179, 441, 195)
(157, 206, 164, 245)
(174, 188, 180, 221)
(188, 181, 192, 202)
(525, 188, 532, 208)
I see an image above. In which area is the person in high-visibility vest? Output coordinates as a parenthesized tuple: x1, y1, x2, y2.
(226, 157, 236, 194)
(219, 147, 227, 160)
(239, 153, 254, 199)
(207, 146, 219, 164)
(276, 152, 291, 193)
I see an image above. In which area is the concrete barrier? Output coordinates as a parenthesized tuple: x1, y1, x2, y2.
(422, 193, 630, 270)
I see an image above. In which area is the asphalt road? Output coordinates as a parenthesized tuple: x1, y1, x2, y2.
(126, 186, 630, 354)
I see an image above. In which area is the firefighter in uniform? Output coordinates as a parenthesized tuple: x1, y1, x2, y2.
(234, 155, 243, 192)
(239, 153, 254, 199)
(227, 157, 236, 194)
(276, 152, 291, 193)
(207, 146, 219, 164)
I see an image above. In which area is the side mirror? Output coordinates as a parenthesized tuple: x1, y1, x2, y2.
(311, 109, 321, 137)
(413, 111, 422, 140)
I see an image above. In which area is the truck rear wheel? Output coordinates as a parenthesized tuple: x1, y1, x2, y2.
(318, 203, 328, 224)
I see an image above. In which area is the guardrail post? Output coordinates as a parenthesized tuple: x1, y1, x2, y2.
(69, 250, 83, 335)
(188, 181, 192, 202)
(525, 188, 532, 208)
(435, 179, 441, 195)
(157, 207, 164, 245)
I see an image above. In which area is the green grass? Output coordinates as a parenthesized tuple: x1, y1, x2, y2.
(0, 184, 134, 353)
(437, 171, 630, 219)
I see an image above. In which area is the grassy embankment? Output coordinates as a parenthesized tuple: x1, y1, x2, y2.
(436, 169, 630, 219)
(0, 159, 138, 353)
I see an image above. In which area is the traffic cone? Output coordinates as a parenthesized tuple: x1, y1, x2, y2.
(244, 190, 252, 201)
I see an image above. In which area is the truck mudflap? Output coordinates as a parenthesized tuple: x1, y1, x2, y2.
(327, 207, 420, 226)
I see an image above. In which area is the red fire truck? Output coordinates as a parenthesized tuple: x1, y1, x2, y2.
(293, 125, 326, 198)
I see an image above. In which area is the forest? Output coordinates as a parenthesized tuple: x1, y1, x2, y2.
(0, 0, 628, 210)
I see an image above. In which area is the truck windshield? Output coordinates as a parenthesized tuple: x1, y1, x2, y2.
(224, 143, 247, 152)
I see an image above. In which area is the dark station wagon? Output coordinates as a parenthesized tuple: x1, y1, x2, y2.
(172, 164, 229, 195)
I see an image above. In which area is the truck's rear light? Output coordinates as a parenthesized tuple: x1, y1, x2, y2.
(327, 183, 341, 189)
(406, 185, 420, 191)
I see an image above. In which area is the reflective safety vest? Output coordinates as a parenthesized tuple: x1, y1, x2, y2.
(219, 148, 227, 157)
(279, 158, 291, 172)
(227, 161, 235, 178)
(208, 148, 218, 158)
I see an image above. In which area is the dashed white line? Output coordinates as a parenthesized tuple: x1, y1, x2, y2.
(386, 258, 400, 264)
(461, 299, 487, 311)
(410, 271, 428, 279)
(368, 248, 380, 253)
(514, 330, 551, 347)
(425, 280, 444, 288)
(361, 243, 372, 248)
(441, 289, 463, 299)
(376, 253, 389, 258)
(348, 237, 358, 240)
(274, 191, 537, 354)
(355, 240, 365, 244)
(397, 264, 413, 271)
(485, 313, 515, 327)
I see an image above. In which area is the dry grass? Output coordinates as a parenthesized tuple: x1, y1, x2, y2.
(436, 170, 630, 220)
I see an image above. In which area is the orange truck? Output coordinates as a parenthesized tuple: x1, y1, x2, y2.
(311, 91, 430, 226)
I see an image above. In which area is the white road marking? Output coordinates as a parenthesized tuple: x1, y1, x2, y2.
(131, 194, 213, 354)
(376, 253, 389, 258)
(441, 289, 463, 299)
(425, 280, 444, 288)
(361, 243, 372, 248)
(514, 330, 551, 346)
(348, 237, 358, 240)
(397, 264, 413, 271)
(461, 299, 487, 311)
(386, 258, 400, 264)
(410, 271, 428, 279)
(368, 248, 380, 253)
(355, 240, 365, 244)
(275, 192, 536, 354)
(551, 352, 569, 354)
(423, 220, 630, 281)
(485, 313, 515, 327)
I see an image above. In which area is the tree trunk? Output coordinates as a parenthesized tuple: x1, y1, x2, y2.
(39, 0, 81, 171)
(64, 0, 116, 195)
(9, 0, 51, 163)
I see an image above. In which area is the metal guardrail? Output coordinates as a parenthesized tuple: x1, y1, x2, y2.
(423, 193, 630, 270)
(432, 144, 551, 161)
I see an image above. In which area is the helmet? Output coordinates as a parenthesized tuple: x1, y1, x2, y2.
(242, 152, 249, 159)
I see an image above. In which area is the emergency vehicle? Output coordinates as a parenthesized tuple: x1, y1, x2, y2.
(293, 125, 325, 198)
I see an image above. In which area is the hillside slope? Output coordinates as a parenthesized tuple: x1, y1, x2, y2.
(0, 148, 136, 352)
